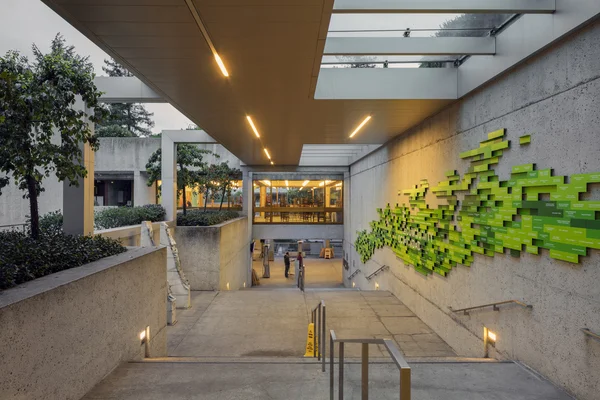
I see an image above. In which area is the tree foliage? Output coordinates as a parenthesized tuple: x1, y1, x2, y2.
(335, 55, 377, 68)
(145, 144, 217, 215)
(96, 124, 137, 137)
(98, 58, 154, 137)
(209, 162, 242, 211)
(0, 34, 107, 239)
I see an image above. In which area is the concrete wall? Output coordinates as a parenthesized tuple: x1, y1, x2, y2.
(345, 20, 600, 400)
(0, 247, 167, 400)
(175, 217, 250, 290)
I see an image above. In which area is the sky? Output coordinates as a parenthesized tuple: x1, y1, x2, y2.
(0, 0, 194, 134)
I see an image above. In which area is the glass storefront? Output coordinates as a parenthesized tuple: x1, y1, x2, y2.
(253, 179, 343, 224)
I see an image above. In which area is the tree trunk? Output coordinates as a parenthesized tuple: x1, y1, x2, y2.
(219, 187, 226, 211)
(204, 189, 209, 212)
(182, 185, 187, 215)
(26, 175, 40, 240)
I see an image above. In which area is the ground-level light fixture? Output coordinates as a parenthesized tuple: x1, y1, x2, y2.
(349, 115, 372, 138)
(483, 327, 497, 358)
(246, 116, 260, 138)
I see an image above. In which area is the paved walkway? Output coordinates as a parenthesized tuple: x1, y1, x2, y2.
(83, 360, 573, 400)
(169, 289, 455, 358)
(252, 257, 343, 289)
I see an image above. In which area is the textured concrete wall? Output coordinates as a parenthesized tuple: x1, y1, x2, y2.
(0, 247, 167, 400)
(175, 217, 250, 290)
(345, 21, 600, 400)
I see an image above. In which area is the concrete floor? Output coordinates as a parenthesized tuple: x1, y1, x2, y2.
(169, 289, 455, 358)
(83, 289, 572, 400)
(252, 257, 343, 289)
(83, 360, 573, 400)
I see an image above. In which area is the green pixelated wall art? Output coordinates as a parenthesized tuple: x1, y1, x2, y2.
(355, 129, 600, 277)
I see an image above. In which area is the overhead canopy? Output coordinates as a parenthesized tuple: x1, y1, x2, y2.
(41, 0, 597, 166)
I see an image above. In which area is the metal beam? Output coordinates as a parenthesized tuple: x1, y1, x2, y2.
(315, 68, 457, 100)
(95, 76, 165, 103)
(333, 0, 556, 14)
(324, 37, 496, 56)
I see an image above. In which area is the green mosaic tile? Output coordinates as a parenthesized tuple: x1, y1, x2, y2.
(355, 130, 600, 271)
(519, 135, 531, 145)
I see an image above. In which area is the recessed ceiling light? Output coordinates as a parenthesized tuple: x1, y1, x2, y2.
(246, 116, 260, 138)
(214, 54, 229, 77)
(270, 161, 274, 165)
(349, 115, 372, 138)
(264, 148, 271, 159)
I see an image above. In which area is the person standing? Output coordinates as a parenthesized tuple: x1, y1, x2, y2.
(284, 252, 291, 278)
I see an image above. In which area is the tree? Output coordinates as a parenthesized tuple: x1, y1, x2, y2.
(96, 124, 136, 138)
(420, 14, 510, 68)
(210, 162, 242, 211)
(0, 35, 107, 239)
(98, 58, 155, 137)
(145, 144, 217, 215)
(335, 55, 377, 68)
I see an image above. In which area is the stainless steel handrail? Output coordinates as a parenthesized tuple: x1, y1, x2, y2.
(347, 269, 361, 280)
(582, 328, 600, 342)
(365, 265, 389, 281)
(449, 300, 532, 315)
(329, 329, 411, 400)
(311, 300, 326, 372)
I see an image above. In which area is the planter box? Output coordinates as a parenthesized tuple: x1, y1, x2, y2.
(0, 247, 167, 400)
(175, 217, 250, 290)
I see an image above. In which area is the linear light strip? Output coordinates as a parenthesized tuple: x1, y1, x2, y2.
(349, 115, 372, 138)
(264, 148, 271, 160)
(246, 116, 260, 138)
(184, 0, 229, 77)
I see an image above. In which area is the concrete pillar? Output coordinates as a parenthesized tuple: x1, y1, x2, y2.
(161, 134, 177, 222)
(133, 170, 148, 206)
(241, 167, 251, 216)
(260, 185, 267, 218)
(63, 142, 95, 235)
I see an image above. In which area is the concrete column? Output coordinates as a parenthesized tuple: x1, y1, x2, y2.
(161, 134, 177, 222)
(133, 170, 147, 206)
(241, 167, 251, 216)
(63, 142, 95, 235)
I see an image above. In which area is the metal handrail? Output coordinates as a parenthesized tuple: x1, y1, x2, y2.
(347, 269, 361, 280)
(298, 263, 305, 292)
(449, 300, 532, 315)
(311, 300, 327, 372)
(365, 265, 388, 281)
(582, 328, 600, 342)
(330, 329, 411, 400)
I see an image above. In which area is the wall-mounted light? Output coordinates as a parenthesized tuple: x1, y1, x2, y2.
(226, 282, 230, 290)
(246, 116, 260, 138)
(139, 330, 146, 342)
(264, 148, 271, 160)
(352, 282, 356, 288)
(375, 282, 380, 290)
(243, 282, 246, 288)
(349, 115, 372, 138)
(483, 327, 497, 358)
(140, 326, 150, 358)
(488, 331, 497, 342)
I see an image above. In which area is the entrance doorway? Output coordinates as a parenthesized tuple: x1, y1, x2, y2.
(251, 239, 343, 289)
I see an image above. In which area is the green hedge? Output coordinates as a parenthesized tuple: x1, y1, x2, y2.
(177, 210, 239, 227)
(0, 231, 126, 290)
(95, 204, 166, 230)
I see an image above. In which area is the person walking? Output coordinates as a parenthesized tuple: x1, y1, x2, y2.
(284, 252, 291, 278)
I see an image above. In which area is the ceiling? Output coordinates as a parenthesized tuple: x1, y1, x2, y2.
(42, 0, 453, 166)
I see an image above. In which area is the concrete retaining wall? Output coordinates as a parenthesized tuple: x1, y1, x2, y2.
(175, 217, 250, 290)
(0, 247, 167, 400)
(345, 20, 600, 400)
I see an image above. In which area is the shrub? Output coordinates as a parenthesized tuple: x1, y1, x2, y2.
(95, 204, 166, 230)
(177, 210, 239, 227)
(0, 231, 126, 290)
(38, 210, 63, 236)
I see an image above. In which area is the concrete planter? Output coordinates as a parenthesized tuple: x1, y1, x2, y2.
(174, 217, 250, 291)
(0, 247, 167, 400)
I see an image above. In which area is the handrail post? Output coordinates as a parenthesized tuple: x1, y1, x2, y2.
(339, 342, 344, 400)
(362, 343, 369, 399)
(330, 332, 334, 400)
(317, 305, 321, 360)
(322, 303, 326, 372)
(400, 367, 411, 400)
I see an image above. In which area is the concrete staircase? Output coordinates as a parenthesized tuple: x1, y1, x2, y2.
(82, 357, 573, 400)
